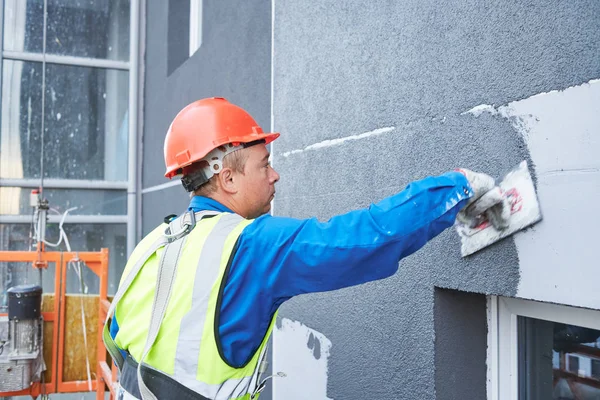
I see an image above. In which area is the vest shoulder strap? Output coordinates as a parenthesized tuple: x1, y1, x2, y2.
(102, 210, 221, 371)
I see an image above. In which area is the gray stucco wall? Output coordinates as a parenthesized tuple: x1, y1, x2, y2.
(434, 289, 487, 400)
(141, 0, 272, 234)
(272, 0, 600, 399)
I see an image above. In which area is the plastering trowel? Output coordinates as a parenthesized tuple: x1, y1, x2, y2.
(456, 160, 542, 256)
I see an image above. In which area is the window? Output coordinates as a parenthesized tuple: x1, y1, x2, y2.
(489, 296, 600, 399)
(0, 0, 137, 297)
(1, 60, 129, 180)
(166, 0, 202, 74)
(189, 0, 203, 56)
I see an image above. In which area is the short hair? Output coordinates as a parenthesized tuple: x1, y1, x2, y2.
(192, 149, 249, 197)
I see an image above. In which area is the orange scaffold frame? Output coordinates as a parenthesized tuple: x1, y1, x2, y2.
(0, 248, 118, 399)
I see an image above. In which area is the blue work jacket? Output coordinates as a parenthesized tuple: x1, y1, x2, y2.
(112, 171, 473, 367)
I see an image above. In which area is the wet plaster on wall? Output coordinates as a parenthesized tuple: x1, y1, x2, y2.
(272, 0, 600, 398)
(463, 79, 600, 310)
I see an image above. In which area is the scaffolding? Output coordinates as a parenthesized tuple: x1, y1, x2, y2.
(0, 248, 117, 399)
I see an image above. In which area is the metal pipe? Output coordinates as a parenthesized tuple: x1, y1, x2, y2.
(127, 0, 141, 256)
(0, 215, 128, 224)
(136, 0, 147, 242)
(0, 178, 128, 190)
(0, 1, 5, 144)
(39, 0, 47, 195)
(2, 50, 130, 70)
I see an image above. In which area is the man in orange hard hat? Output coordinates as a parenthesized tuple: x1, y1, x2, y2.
(104, 97, 508, 400)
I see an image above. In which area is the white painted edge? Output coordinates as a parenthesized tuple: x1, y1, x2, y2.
(509, 312, 518, 400)
(486, 296, 499, 400)
(189, 0, 203, 57)
(501, 297, 600, 330)
(141, 179, 181, 194)
(270, 0, 276, 217)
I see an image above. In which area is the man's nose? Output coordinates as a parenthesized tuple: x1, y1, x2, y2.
(271, 168, 280, 183)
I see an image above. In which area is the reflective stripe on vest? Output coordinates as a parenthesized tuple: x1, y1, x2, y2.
(110, 212, 276, 400)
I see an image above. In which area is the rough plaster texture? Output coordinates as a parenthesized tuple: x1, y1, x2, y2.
(141, 0, 272, 234)
(272, 0, 600, 398)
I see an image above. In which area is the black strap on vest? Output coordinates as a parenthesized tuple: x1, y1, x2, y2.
(121, 354, 210, 400)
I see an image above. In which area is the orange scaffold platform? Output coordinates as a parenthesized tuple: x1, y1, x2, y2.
(0, 248, 117, 399)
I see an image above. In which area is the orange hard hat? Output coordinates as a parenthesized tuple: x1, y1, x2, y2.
(164, 97, 280, 178)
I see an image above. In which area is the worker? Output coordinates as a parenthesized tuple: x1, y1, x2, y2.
(104, 97, 508, 400)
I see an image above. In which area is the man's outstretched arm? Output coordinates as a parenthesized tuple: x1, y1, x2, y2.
(232, 171, 475, 300)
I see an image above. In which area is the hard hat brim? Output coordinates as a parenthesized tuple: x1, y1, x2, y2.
(165, 131, 280, 178)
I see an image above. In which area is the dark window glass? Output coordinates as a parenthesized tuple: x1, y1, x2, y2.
(592, 359, 600, 380)
(0, 60, 129, 180)
(3, 0, 130, 61)
(518, 316, 600, 399)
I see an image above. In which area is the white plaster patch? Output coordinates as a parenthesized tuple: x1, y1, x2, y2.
(281, 126, 395, 157)
(273, 318, 333, 400)
(461, 104, 499, 117)
(463, 79, 600, 310)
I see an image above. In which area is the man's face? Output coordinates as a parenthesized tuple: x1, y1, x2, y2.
(234, 144, 279, 219)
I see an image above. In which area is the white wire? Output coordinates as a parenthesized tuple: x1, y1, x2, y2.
(42, 207, 77, 248)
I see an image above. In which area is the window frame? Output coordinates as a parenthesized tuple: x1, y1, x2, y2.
(487, 296, 600, 400)
(189, 0, 203, 57)
(0, 0, 141, 255)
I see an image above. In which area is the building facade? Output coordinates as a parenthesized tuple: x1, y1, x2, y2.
(1, 1, 599, 399)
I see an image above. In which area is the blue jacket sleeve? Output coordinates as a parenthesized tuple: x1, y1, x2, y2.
(234, 171, 473, 301)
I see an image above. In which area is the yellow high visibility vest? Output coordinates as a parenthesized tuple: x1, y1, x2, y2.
(106, 212, 276, 399)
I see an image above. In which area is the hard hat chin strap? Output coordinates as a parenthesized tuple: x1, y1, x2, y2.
(181, 143, 243, 192)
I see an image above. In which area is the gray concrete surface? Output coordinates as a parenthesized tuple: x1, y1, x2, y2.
(272, 0, 600, 398)
(434, 289, 487, 400)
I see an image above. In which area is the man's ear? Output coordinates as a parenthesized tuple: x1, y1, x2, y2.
(218, 167, 238, 194)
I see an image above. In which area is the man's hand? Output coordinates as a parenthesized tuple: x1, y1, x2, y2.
(456, 168, 510, 230)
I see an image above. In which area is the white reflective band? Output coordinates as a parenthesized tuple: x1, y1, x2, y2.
(173, 213, 251, 398)
(174, 213, 243, 376)
(177, 374, 253, 400)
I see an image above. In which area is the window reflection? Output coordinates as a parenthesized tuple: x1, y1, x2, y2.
(519, 317, 600, 399)
(3, 0, 130, 61)
(0, 60, 129, 180)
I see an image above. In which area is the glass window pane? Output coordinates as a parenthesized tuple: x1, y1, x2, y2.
(518, 316, 600, 399)
(1, 60, 129, 180)
(3, 0, 130, 61)
(0, 187, 127, 215)
(0, 223, 126, 296)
